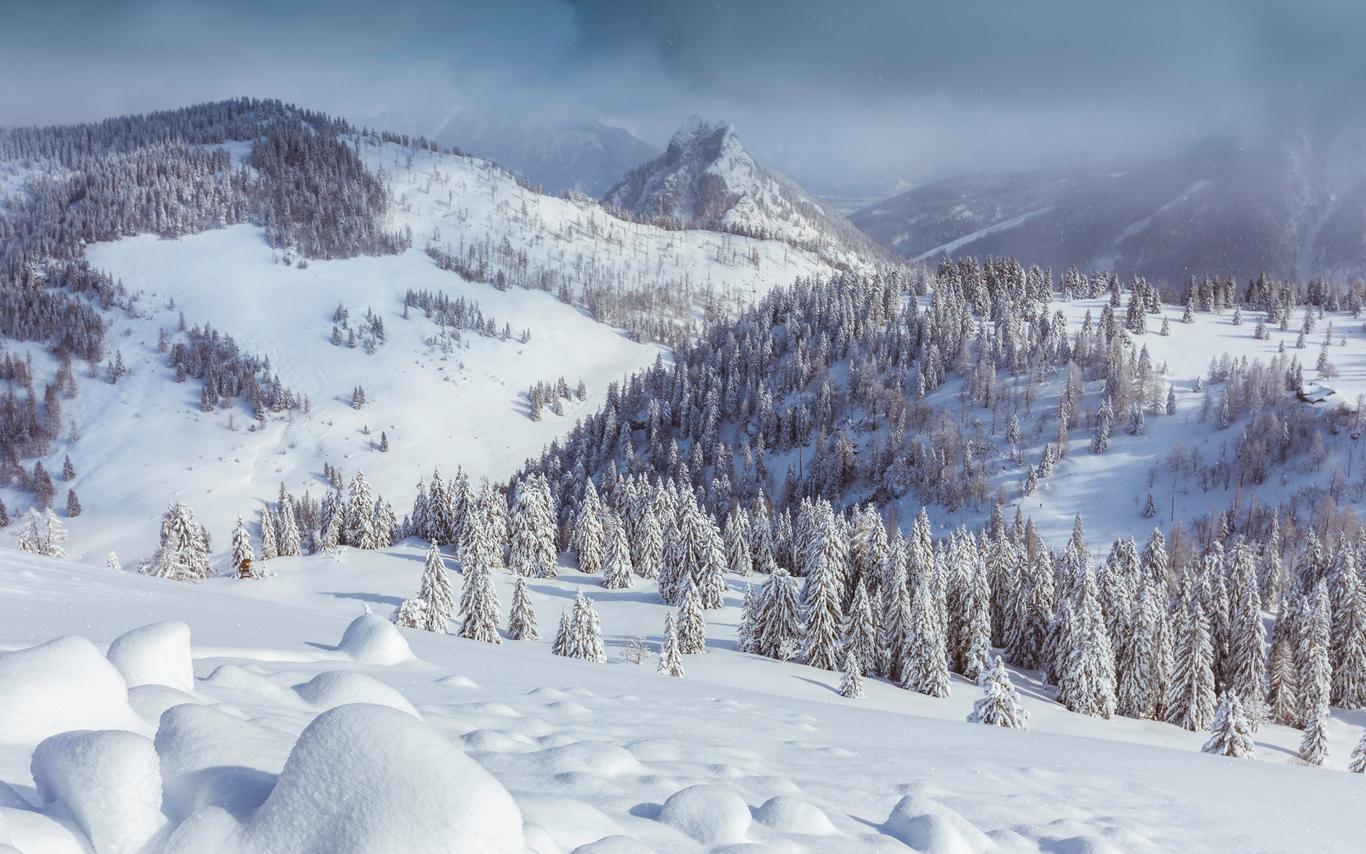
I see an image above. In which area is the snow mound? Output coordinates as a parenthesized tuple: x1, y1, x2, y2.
(219, 703, 523, 853)
(293, 670, 420, 717)
(106, 621, 195, 691)
(0, 808, 86, 854)
(752, 795, 838, 835)
(203, 664, 308, 706)
(30, 729, 167, 854)
(127, 684, 203, 722)
(570, 835, 653, 854)
(155, 703, 295, 821)
(658, 785, 751, 846)
(533, 742, 648, 777)
(337, 614, 414, 665)
(517, 794, 624, 851)
(0, 636, 143, 743)
(437, 674, 478, 688)
(882, 794, 995, 854)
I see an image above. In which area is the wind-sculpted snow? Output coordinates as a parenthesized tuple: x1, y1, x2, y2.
(0, 552, 1360, 852)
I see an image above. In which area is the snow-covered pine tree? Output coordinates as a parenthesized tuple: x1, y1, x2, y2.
(1298, 705, 1329, 766)
(230, 515, 254, 572)
(957, 556, 993, 681)
(477, 481, 509, 568)
(510, 475, 558, 578)
(967, 656, 1030, 729)
(344, 471, 378, 549)
(658, 613, 685, 677)
(144, 503, 212, 581)
(551, 609, 571, 656)
(841, 583, 877, 676)
(601, 517, 635, 589)
(567, 592, 606, 662)
(633, 493, 663, 579)
(277, 496, 302, 557)
(1298, 581, 1333, 729)
(107, 552, 121, 572)
(802, 511, 847, 671)
(1057, 562, 1117, 718)
(755, 568, 803, 660)
(839, 650, 865, 699)
(457, 550, 502, 644)
(417, 540, 456, 634)
(1117, 580, 1160, 718)
(507, 576, 539, 640)
(677, 580, 707, 654)
(1349, 729, 1366, 773)
(1164, 586, 1217, 731)
(392, 597, 427, 629)
(259, 508, 279, 561)
(878, 534, 910, 679)
(724, 505, 753, 577)
(571, 481, 606, 573)
(1202, 692, 1255, 758)
(1330, 550, 1366, 708)
(900, 581, 951, 698)
(1225, 541, 1266, 711)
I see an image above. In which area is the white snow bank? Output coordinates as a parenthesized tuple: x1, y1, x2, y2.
(293, 671, 421, 718)
(155, 703, 295, 821)
(0, 636, 144, 743)
(337, 614, 414, 665)
(882, 793, 995, 853)
(30, 729, 167, 854)
(127, 684, 203, 723)
(202, 664, 308, 707)
(657, 785, 751, 845)
(169, 703, 524, 853)
(0, 807, 85, 854)
(106, 621, 195, 692)
(752, 795, 838, 835)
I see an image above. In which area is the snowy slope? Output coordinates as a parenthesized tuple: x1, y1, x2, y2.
(603, 118, 893, 270)
(0, 548, 1360, 853)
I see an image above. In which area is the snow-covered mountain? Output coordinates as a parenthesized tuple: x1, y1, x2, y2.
(443, 115, 658, 198)
(603, 117, 893, 269)
(852, 77, 1366, 283)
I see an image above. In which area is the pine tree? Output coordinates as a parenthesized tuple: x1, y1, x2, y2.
(1226, 542, 1266, 710)
(230, 515, 254, 572)
(63, 489, 81, 518)
(61, 454, 75, 480)
(106, 552, 121, 572)
(657, 613, 685, 677)
(1298, 581, 1333, 729)
(678, 580, 707, 654)
(1057, 563, 1117, 718)
(724, 506, 753, 577)
(457, 550, 502, 644)
(841, 583, 877, 676)
(1349, 730, 1366, 773)
(259, 508, 279, 560)
(802, 514, 847, 670)
(567, 592, 606, 662)
(510, 475, 557, 577)
(1298, 706, 1329, 767)
(1202, 692, 1255, 758)
(839, 650, 865, 699)
(1330, 552, 1366, 709)
(967, 656, 1030, 729)
(1117, 581, 1161, 718)
(901, 581, 951, 698)
(571, 482, 606, 573)
(143, 503, 211, 581)
(1165, 589, 1217, 731)
(755, 569, 804, 661)
(345, 471, 378, 549)
(417, 541, 456, 634)
(601, 517, 635, 589)
(507, 576, 539, 640)
(392, 597, 427, 629)
(277, 497, 302, 557)
(552, 609, 571, 656)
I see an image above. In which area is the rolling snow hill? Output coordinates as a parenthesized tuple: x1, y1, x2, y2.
(603, 117, 894, 270)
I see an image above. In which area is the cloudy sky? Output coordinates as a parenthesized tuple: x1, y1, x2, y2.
(2, 0, 1363, 194)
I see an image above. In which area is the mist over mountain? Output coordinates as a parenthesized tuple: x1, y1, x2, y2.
(443, 116, 658, 197)
(852, 77, 1366, 284)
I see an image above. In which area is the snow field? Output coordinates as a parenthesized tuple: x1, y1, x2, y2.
(0, 550, 1361, 852)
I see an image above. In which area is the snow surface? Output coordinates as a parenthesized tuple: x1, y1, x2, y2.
(0, 549, 1360, 853)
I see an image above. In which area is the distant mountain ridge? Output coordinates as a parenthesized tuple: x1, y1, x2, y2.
(852, 79, 1366, 284)
(603, 117, 894, 270)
